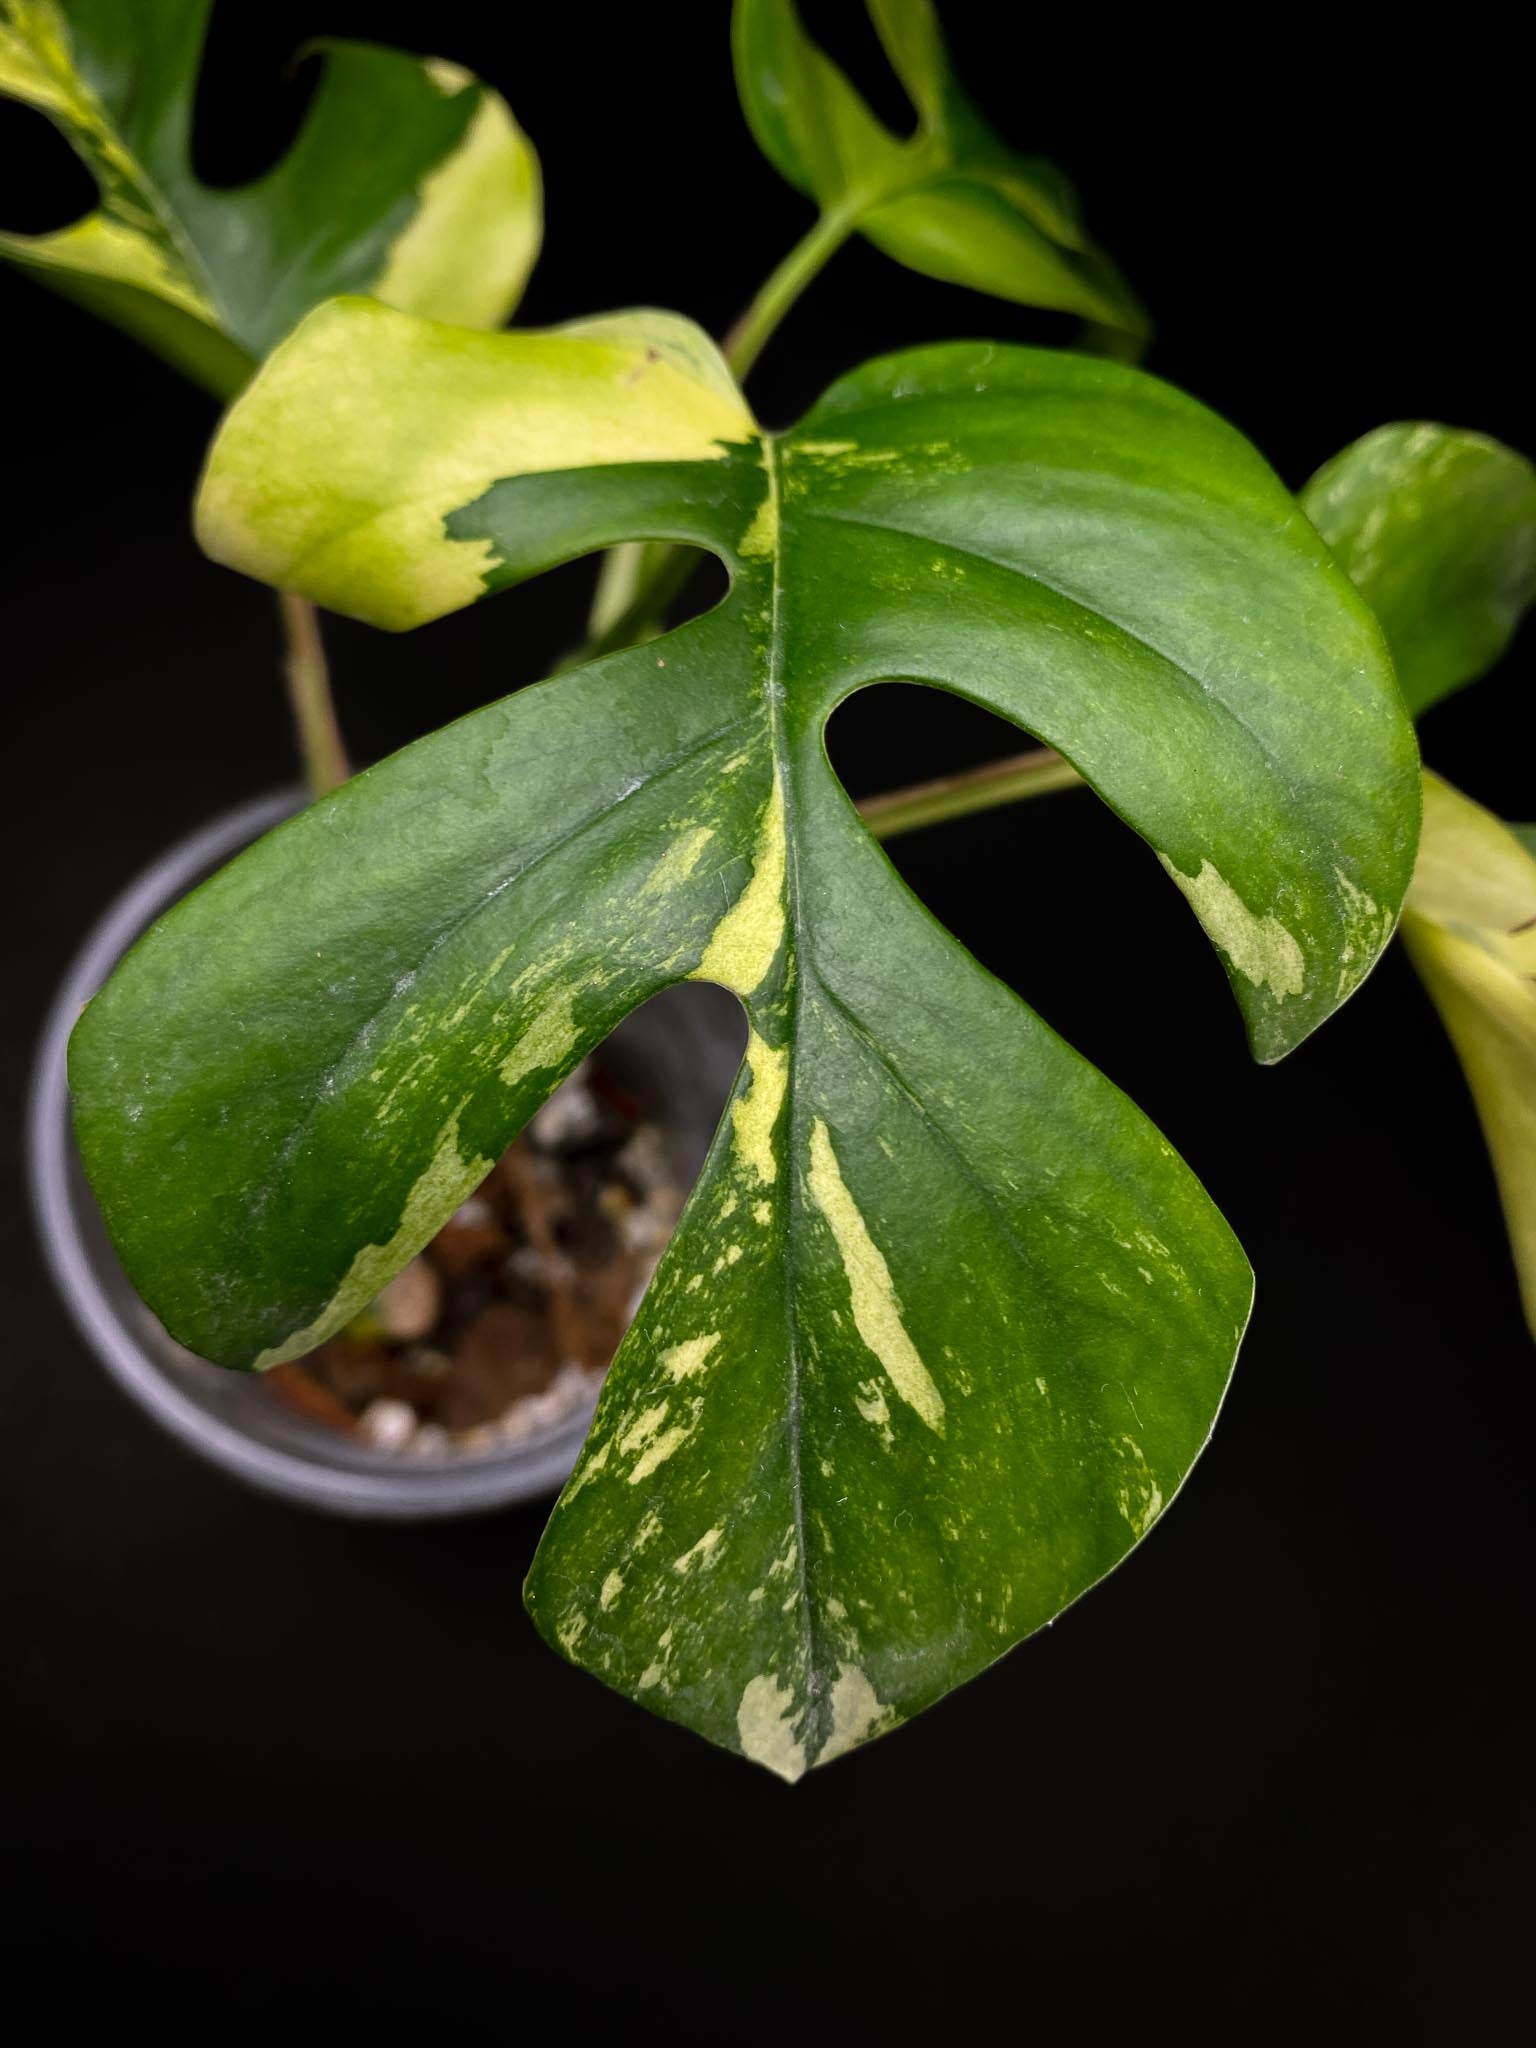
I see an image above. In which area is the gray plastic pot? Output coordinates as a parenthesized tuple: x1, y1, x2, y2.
(28, 790, 744, 1519)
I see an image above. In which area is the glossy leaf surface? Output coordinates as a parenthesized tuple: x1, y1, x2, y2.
(0, 0, 539, 393)
(1302, 425, 1535, 1334)
(1304, 421, 1536, 716)
(733, 0, 1144, 336)
(74, 302, 1416, 1771)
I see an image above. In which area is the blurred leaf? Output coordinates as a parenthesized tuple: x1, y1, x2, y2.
(1402, 776, 1536, 1338)
(732, 0, 1145, 336)
(72, 303, 1416, 1772)
(1303, 421, 1536, 716)
(0, 0, 540, 394)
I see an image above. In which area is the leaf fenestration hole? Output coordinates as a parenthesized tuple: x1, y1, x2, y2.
(0, 100, 96, 232)
(187, 12, 320, 190)
(598, 983, 747, 1193)
(825, 677, 1233, 1096)
(825, 677, 1049, 809)
(799, 0, 919, 138)
(668, 550, 730, 629)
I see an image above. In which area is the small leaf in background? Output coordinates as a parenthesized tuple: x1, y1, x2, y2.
(1302, 424, 1535, 1334)
(74, 305, 1415, 1772)
(0, 0, 540, 394)
(1401, 777, 1536, 1337)
(732, 0, 1145, 338)
(1303, 421, 1536, 717)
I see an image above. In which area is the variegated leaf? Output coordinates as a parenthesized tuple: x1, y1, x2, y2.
(71, 300, 1417, 1772)
(1401, 777, 1536, 1336)
(0, 0, 539, 393)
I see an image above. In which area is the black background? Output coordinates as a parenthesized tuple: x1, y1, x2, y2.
(3, 5, 1531, 2035)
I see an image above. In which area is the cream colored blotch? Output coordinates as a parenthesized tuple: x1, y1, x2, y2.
(736, 1673, 806, 1782)
(806, 1117, 945, 1435)
(1159, 857, 1306, 1000)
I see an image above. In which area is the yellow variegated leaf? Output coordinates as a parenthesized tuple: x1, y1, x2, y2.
(0, 0, 540, 392)
(73, 303, 1418, 1773)
(1402, 775, 1536, 1335)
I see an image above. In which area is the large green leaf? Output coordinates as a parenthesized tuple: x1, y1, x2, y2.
(732, 0, 1145, 338)
(1303, 422, 1536, 717)
(1400, 776, 1536, 1338)
(73, 299, 1417, 1773)
(0, 0, 539, 394)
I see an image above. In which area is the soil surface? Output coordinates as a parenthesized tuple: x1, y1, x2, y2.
(265, 1060, 683, 1456)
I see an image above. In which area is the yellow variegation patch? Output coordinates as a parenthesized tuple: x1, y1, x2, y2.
(372, 72, 541, 332)
(252, 1107, 491, 1370)
(196, 299, 755, 630)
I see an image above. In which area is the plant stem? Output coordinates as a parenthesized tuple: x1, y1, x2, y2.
(278, 589, 348, 799)
(859, 746, 1084, 841)
(724, 204, 859, 382)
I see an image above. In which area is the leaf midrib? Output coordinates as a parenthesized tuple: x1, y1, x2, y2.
(760, 433, 823, 1739)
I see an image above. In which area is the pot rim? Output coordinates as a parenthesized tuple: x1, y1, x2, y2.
(26, 790, 600, 1519)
